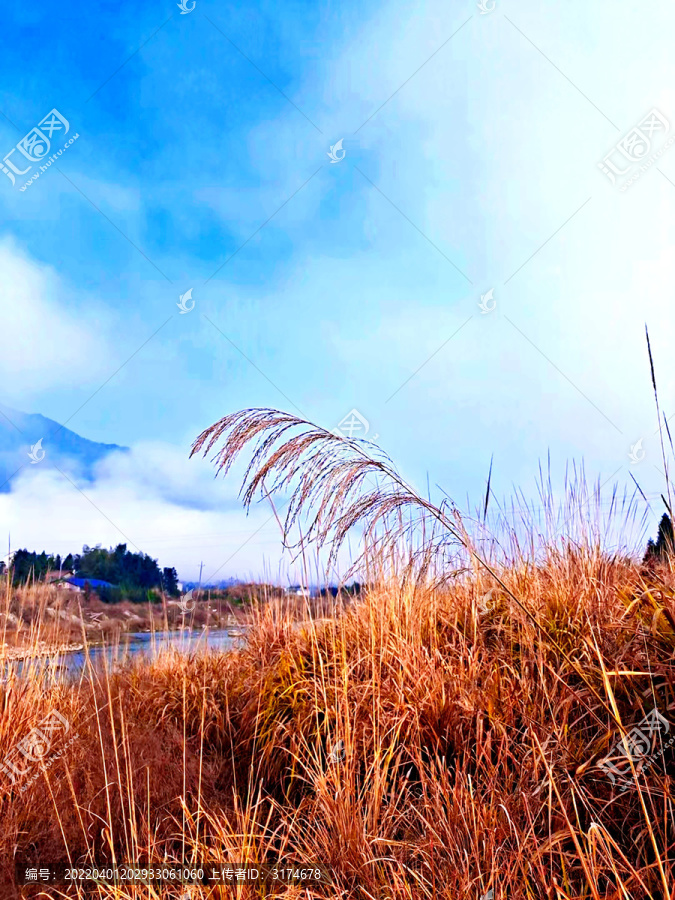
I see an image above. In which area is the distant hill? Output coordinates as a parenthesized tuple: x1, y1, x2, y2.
(0, 404, 127, 491)
(182, 578, 241, 590)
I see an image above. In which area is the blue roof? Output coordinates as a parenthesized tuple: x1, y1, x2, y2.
(66, 577, 115, 589)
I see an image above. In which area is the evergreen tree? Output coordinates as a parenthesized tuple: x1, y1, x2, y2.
(162, 567, 179, 597)
(75, 543, 162, 590)
(644, 513, 675, 562)
(7, 543, 179, 600)
(11, 549, 60, 584)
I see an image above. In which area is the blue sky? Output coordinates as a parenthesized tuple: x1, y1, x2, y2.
(1, 0, 675, 581)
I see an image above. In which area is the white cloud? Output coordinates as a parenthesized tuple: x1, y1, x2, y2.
(0, 238, 111, 396)
(290, 0, 675, 520)
(93, 442, 245, 512)
(0, 442, 288, 581)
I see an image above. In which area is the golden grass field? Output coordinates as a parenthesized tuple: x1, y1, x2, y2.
(2, 406, 675, 898)
(3, 547, 675, 899)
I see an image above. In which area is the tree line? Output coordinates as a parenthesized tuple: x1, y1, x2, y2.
(0, 544, 179, 603)
(1, 518, 673, 600)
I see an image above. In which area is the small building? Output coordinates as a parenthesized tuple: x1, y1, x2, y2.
(46, 571, 73, 583)
(58, 577, 115, 593)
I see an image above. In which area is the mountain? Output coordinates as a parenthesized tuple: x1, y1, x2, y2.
(0, 405, 127, 492)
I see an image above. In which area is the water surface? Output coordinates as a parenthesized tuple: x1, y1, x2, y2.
(8, 628, 243, 680)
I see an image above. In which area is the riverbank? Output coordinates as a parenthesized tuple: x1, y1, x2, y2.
(0, 641, 84, 662)
(0, 580, 255, 659)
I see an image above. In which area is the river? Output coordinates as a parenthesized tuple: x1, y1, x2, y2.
(6, 627, 243, 680)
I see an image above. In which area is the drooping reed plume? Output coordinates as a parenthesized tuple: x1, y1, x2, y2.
(190, 408, 467, 577)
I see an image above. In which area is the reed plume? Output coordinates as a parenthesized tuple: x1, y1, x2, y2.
(191, 407, 465, 575)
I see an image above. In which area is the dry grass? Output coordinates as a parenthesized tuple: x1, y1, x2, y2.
(3, 550, 675, 899)
(2, 408, 675, 898)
